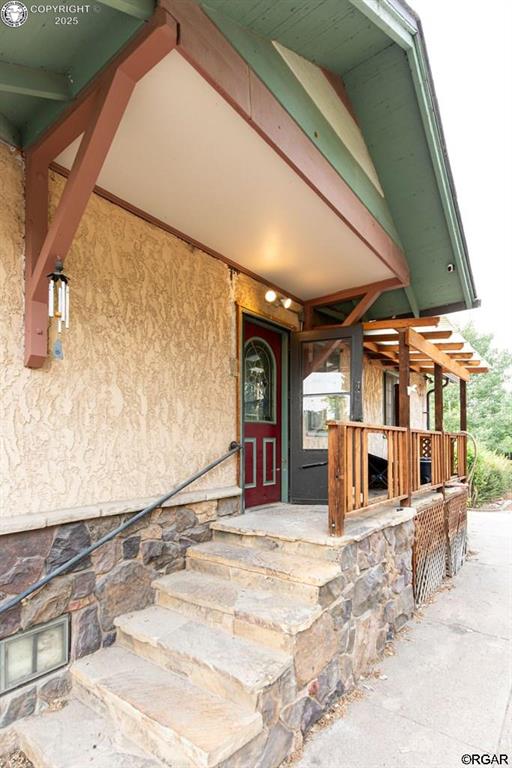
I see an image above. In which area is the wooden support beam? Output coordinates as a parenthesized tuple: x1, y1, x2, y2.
(303, 304, 315, 331)
(407, 329, 470, 381)
(460, 379, 467, 432)
(24, 9, 177, 367)
(407, 352, 475, 362)
(0, 61, 70, 101)
(398, 330, 412, 504)
(434, 363, 443, 432)
(305, 278, 401, 309)
(29, 70, 136, 305)
(342, 287, 383, 326)
(24, 154, 49, 368)
(363, 317, 440, 331)
(374, 342, 464, 353)
(363, 331, 453, 343)
(363, 341, 422, 374)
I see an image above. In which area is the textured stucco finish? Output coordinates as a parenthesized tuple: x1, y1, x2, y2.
(0, 146, 240, 517)
(0, 142, 424, 520)
(0, 145, 301, 519)
(364, 358, 427, 429)
(363, 358, 427, 458)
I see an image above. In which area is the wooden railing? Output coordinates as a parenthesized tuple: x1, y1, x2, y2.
(410, 429, 444, 491)
(444, 432, 468, 480)
(328, 421, 468, 536)
(327, 421, 409, 535)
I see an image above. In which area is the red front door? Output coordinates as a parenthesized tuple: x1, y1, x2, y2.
(243, 319, 282, 507)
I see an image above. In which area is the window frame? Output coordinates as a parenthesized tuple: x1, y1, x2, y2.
(243, 336, 278, 425)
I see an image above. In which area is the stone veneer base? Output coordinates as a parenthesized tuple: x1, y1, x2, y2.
(0, 493, 241, 728)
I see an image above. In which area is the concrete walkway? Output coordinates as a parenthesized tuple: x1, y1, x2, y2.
(296, 510, 512, 768)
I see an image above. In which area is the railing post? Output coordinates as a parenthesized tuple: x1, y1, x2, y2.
(398, 331, 412, 505)
(434, 363, 446, 495)
(328, 423, 346, 536)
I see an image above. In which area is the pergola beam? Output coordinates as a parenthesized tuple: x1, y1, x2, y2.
(0, 61, 70, 101)
(363, 331, 453, 343)
(407, 328, 470, 381)
(379, 342, 464, 353)
(363, 317, 440, 331)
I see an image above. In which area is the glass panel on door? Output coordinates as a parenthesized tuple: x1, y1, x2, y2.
(290, 326, 363, 504)
(302, 339, 351, 450)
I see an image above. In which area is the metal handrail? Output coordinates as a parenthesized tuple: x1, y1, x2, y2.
(0, 442, 242, 617)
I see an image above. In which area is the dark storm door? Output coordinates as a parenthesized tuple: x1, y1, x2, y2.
(290, 325, 363, 503)
(243, 319, 282, 507)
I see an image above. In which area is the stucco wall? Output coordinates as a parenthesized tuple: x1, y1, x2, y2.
(363, 357, 427, 458)
(0, 144, 303, 520)
(0, 146, 243, 518)
(0, 141, 427, 521)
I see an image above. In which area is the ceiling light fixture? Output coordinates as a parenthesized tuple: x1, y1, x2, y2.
(264, 289, 293, 310)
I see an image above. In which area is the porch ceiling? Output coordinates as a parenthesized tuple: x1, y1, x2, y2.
(1, 0, 479, 320)
(55, 51, 393, 301)
(198, 0, 480, 318)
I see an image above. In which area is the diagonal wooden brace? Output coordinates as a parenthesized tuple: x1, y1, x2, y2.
(24, 9, 177, 368)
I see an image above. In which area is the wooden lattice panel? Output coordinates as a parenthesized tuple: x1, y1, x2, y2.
(413, 499, 446, 605)
(446, 489, 468, 577)
(420, 436, 432, 459)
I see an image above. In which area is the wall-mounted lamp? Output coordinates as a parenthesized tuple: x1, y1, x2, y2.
(47, 260, 70, 333)
(265, 289, 292, 310)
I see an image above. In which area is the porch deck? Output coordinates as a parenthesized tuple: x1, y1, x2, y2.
(212, 500, 421, 549)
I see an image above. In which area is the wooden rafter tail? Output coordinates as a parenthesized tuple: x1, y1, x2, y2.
(406, 329, 470, 381)
(24, 9, 177, 368)
(363, 340, 422, 374)
(362, 316, 440, 331)
(363, 330, 453, 343)
(377, 342, 464, 353)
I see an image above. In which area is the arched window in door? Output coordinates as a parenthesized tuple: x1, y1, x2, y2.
(244, 338, 276, 423)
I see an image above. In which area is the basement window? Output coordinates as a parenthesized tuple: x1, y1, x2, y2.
(0, 616, 69, 694)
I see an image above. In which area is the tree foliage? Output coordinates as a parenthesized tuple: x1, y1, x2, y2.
(442, 323, 512, 455)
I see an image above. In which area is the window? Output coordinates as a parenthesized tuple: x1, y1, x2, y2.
(0, 616, 69, 694)
(384, 371, 398, 426)
(302, 339, 351, 449)
(244, 338, 276, 423)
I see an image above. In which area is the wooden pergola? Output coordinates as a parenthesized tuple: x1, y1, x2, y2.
(327, 316, 488, 535)
(363, 315, 487, 432)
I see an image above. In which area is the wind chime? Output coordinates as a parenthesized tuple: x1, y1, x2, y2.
(47, 260, 70, 332)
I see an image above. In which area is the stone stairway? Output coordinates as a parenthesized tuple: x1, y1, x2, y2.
(13, 521, 343, 768)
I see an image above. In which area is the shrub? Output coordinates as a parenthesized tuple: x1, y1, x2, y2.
(468, 445, 512, 506)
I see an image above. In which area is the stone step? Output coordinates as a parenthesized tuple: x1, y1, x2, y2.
(71, 646, 263, 768)
(14, 699, 164, 768)
(187, 541, 341, 607)
(211, 518, 340, 563)
(114, 605, 292, 713)
(153, 570, 323, 652)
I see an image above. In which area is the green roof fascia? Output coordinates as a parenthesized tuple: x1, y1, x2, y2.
(201, 5, 403, 248)
(349, 0, 478, 311)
